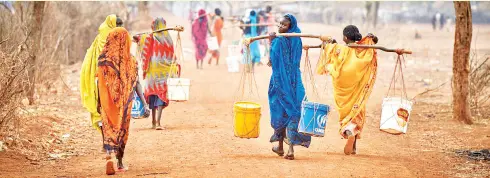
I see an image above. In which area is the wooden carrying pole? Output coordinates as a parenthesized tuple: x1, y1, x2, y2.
(133, 26, 185, 36)
(244, 33, 324, 46)
(347, 44, 412, 54)
(302, 44, 413, 54)
(224, 23, 276, 29)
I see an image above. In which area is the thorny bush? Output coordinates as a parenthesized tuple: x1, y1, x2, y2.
(469, 51, 490, 120)
(0, 1, 128, 143)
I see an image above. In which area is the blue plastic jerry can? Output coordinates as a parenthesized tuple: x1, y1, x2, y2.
(131, 92, 145, 118)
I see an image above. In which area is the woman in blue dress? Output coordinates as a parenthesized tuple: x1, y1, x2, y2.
(241, 9, 261, 72)
(267, 14, 311, 160)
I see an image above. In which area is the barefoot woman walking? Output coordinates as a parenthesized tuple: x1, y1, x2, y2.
(133, 17, 179, 130)
(191, 9, 209, 69)
(317, 25, 379, 155)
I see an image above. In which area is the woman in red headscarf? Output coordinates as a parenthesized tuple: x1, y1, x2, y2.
(192, 9, 209, 69)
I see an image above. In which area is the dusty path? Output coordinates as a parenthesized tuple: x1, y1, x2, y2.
(1, 10, 489, 178)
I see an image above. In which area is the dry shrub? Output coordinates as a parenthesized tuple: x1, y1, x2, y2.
(469, 52, 490, 119)
(0, 2, 129, 142)
(37, 2, 128, 90)
(0, 49, 28, 137)
(0, 3, 30, 140)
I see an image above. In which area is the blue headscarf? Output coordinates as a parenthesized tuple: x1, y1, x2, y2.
(284, 14, 302, 73)
(268, 13, 304, 118)
(286, 14, 301, 33)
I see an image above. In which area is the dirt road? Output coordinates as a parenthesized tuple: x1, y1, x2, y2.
(1, 10, 489, 178)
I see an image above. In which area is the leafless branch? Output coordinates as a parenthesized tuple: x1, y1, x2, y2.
(0, 37, 9, 45)
(411, 78, 452, 101)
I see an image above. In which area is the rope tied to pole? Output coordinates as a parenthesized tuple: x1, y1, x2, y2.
(395, 49, 405, 56)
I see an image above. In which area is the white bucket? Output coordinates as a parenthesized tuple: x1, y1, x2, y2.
(130, 43, 137, 56)
(226, 56, 240, 73)
(259, 44, 266, 58)
(167, 78, 191, 101)
(380, 97, 413, 134)
(207, 37, 219, 51)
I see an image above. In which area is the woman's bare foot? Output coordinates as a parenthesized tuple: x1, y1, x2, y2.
(151, 119, 156, 129)
(156, 125, 164, 130)
(351, 136, 358, 155)
(272, 146, 284, 156)
(344, 130, 356, 155)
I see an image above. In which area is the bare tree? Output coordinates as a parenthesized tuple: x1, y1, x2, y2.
(373, 2, 380, 28)
(452, 1, 473, 124)
(365, 1, 380, 29)
(226, 1, 233, 17)
(25, 1, 45, 105)
(138, 1, 148, 18)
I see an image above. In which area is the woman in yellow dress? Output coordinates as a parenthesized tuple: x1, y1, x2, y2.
(80, 15, 122, 140)
(317, 25, 378, 155)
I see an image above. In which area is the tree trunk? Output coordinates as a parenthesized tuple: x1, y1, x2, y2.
(26, 1, 45, 105)
(373, 2, 380, 28)
(226, 1, 233, 17)
(365, 2, 372, 28)
(138, 1, 148, 17)
(452, 1, 473, 124)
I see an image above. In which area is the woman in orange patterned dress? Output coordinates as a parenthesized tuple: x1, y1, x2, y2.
(97, 27, 138, 175)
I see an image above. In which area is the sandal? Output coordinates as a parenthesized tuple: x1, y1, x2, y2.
(105, 156, 116, 175)
(284, 154, 295, 160)
(344, 130, 356, 155)
(156, 126, 164, 130)
(117, 166, 128, 172)
(272, 146, 284, 156)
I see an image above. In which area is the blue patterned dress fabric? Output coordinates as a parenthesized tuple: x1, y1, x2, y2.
(268, 14, 311, 148)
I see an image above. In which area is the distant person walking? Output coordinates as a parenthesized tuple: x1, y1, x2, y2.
(192, 9, 209, 69)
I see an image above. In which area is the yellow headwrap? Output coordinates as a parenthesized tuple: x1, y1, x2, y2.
(80, 14, 117, 132)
